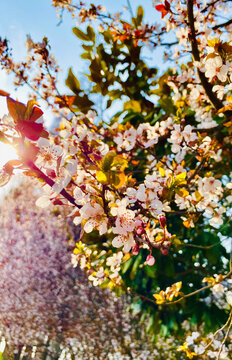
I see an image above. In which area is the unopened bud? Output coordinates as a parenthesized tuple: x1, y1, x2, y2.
(146, 254, 155, 266)
(79, 184, 86, 191)
(136, 227, 144, 236)
(160, 248, 169, 256)
(46, 169, 56, 178)
(159, 215, 166, 229)
(132, 243, 140, 255)
(52, 198, 63, 205)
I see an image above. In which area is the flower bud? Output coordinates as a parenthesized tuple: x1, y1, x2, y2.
(132, 243, 140, 256)
(146, 254, 155, 266)
(46, 169, 56, 178)
(53, 198, 64, 205)
(136, 227, 144, 235)
(160, 248, 169, 256)
(181, 118, 185, 126)
(159, 215, 166, 229)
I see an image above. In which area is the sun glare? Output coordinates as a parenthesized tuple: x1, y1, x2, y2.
(0, 142, 18, 168)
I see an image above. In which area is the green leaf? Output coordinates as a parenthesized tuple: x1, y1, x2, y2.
(101, 151, 116, 172)
(72, 94, 94, 113)
(144, 264, 157, 278)
(205, 247, 220, 265)
(73, 27, 90, 41)
(164, 257, 175, 277)
(82, 44, 94, 51)
(103, 30, 113, 43)
(161, 324, 168, 337)
(158, 97, 176, 115)
(87, 26, 95, 42)
(150, 110, 163, 125)
(81, 52, 92, 60)
(109, 172, 126, 189)
(121, 257, 133, 274)
(136, 6, 144, 26)
(130, 252, 142, 280)
(65, 68, 80, 94)
(124, 100, 141, 113)
(146, 313, 155, 333)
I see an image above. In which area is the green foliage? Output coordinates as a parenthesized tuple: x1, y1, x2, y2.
(65, 68, 80, 94)
(67, 24, 160, 121)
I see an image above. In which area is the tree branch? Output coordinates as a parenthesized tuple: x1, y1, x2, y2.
(213, 18, 232, 30)
(187, 0, 223, 110)
(27, 161, 80, 208)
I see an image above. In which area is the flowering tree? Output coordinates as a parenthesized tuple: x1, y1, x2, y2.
(1, 0, 232, 358)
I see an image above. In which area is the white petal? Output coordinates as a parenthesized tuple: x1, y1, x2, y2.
(35, 196, 51, 208)
(112, 236, 123, 248)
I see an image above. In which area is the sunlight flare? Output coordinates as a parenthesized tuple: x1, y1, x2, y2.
(0, 142, 18, 168)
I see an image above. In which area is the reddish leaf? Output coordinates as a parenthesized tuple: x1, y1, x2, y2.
(0, 89, 10, 97)
(7, 97, 26, 123)
(40, 128, 49, 139)
(54, 95, 76, 109)
(7, 98, 43, 124)
(5, 160, 23, 167)
(16, 121, 45, 141)
(29, 106, 43, 122)
(3, 162, 14, 175)
(23, 170, 39, 177)
(25, 100, 40, 121)
(155, 1, 170, 18)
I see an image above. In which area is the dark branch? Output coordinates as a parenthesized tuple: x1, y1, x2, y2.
(187, 0, 223, 110)
(213, 18, 232, 30)
(27, 161, 80, 208)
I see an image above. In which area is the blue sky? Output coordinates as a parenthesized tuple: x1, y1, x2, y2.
(0, 0, 162, 120)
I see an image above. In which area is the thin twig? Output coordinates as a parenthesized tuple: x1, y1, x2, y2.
(204, 310, 232, 351)
(130, 269, 232, 307)
(217, 310, 232, 359)
(213, 18, 232, 30)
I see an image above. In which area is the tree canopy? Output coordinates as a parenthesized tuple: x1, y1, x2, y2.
(0, 0, 232, 358)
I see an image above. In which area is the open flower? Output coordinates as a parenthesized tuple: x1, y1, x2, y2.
(112, 233, 135, 253)
(205, 56, 228, 82)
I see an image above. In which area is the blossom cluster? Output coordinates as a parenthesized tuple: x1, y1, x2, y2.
(0, 89, 231, 291)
